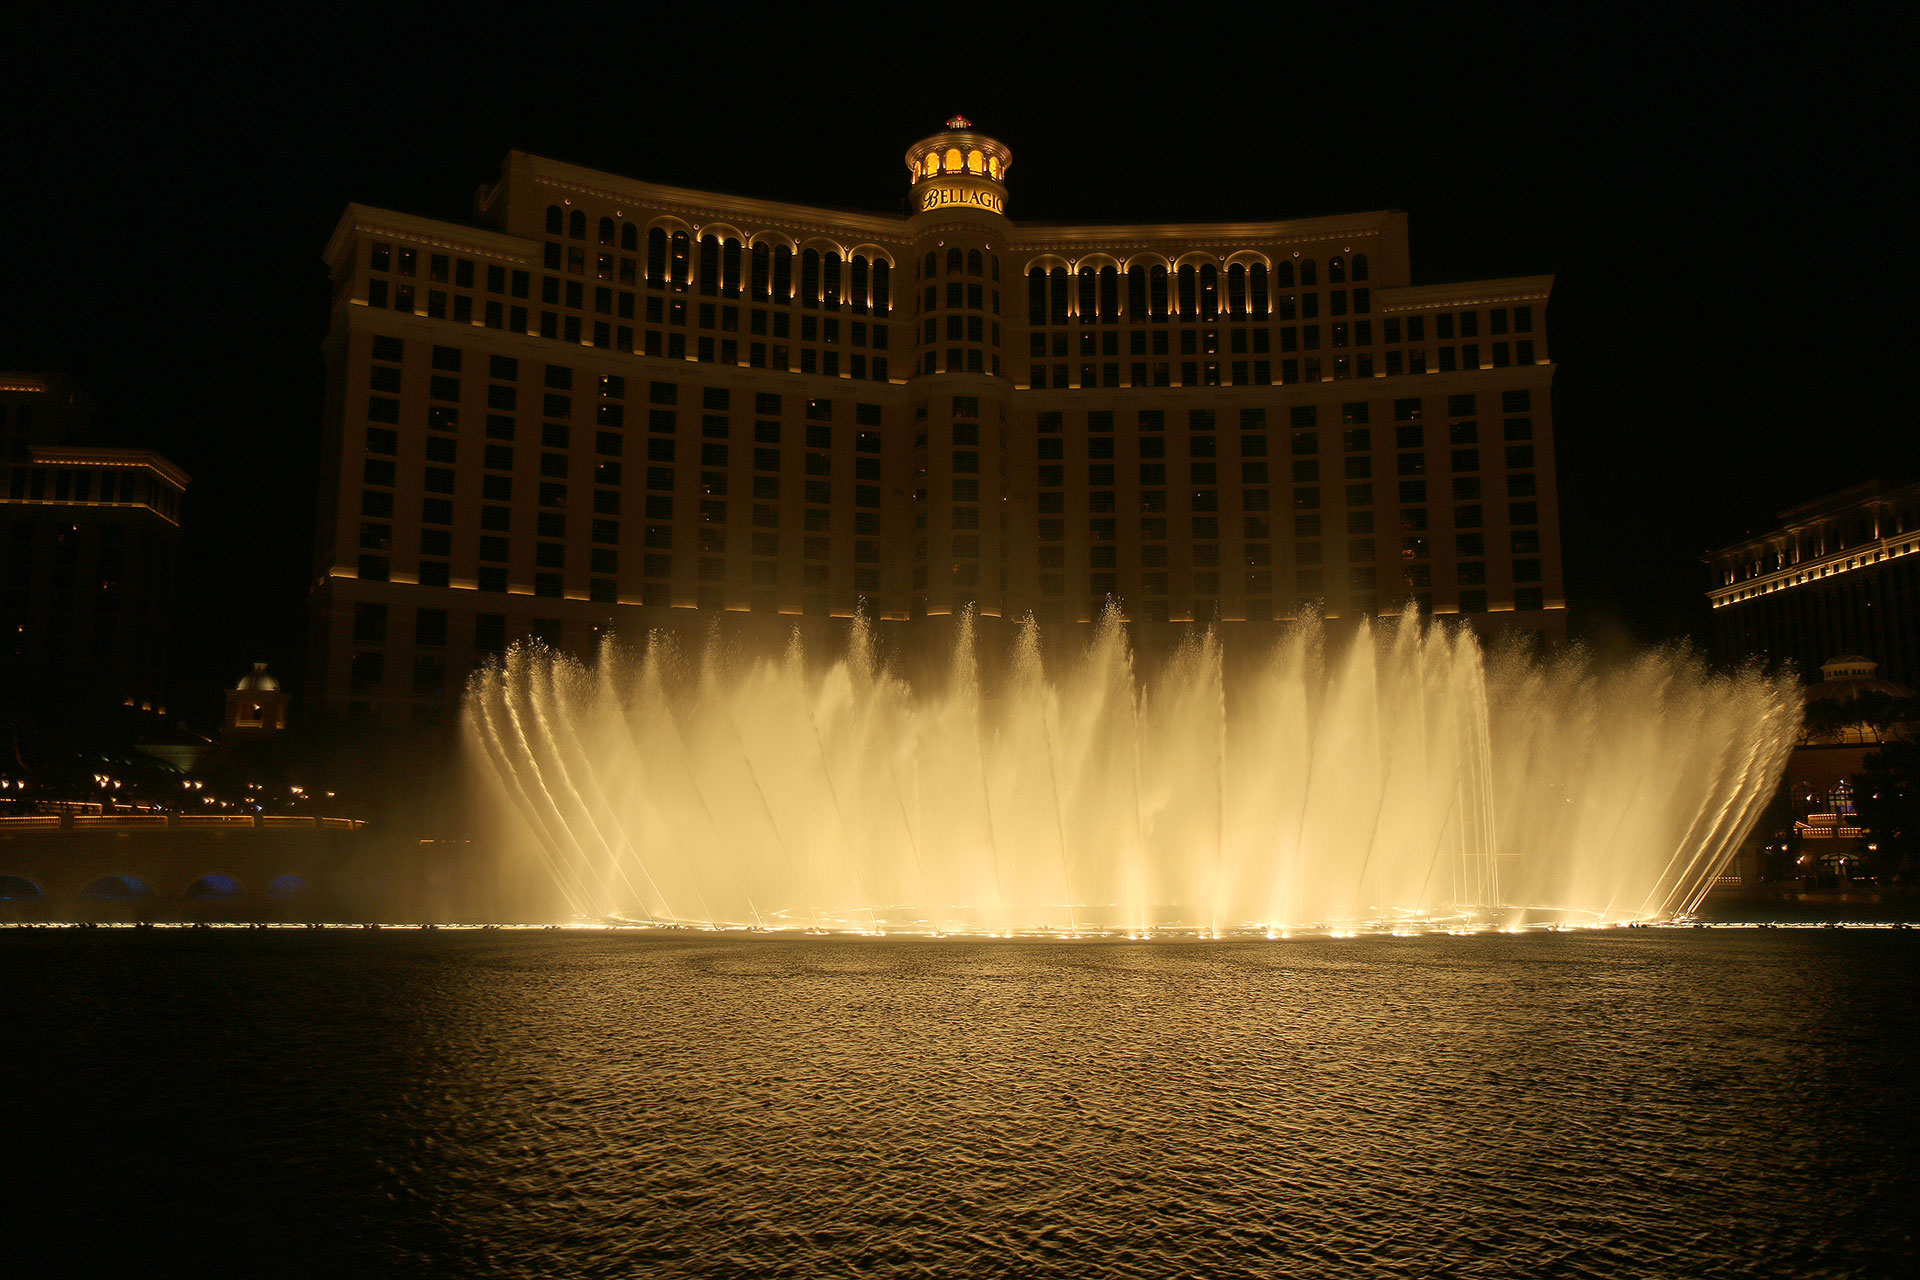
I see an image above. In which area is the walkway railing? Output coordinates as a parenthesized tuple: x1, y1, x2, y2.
(0, 814, 366, 832)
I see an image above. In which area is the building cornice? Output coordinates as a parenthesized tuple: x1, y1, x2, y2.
(515, 153, 911, 243)
(1377, 276, 1555, 310)
(1709, 528, 1920, 608)
(323, 204, 536, 273)
(26, 445, 191, 488)
(1007, 211, 1402, 255)
(1707, 480, 1920, 561)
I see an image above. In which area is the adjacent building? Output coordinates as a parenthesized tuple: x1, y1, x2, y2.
(0, 373, 189, 713)
(1707, 479, 1920, 687)
(312, 119, 1563, 722)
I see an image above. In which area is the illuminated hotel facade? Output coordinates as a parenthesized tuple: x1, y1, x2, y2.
(313, 119, 1562, 721)
(1707, 479, 1920, 686)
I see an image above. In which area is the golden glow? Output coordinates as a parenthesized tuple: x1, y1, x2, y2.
(944, 147, 962, 172)
(919, 183, 1004, 214)
(1711, 528, 1920, 608)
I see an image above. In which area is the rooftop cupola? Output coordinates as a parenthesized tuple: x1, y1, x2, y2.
(904, 116, 1012, 217)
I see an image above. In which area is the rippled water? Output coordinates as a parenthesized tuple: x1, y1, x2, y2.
(6, 931, 1916, 1277)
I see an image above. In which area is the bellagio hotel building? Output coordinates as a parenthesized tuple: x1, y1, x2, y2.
(313, 118, 1561, 721)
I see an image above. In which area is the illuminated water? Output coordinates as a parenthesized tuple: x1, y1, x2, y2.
(7, 930, 1915, 1276)
(466, 613, 1799, 931)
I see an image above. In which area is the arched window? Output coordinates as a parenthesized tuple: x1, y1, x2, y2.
(772, 245, 793, 299)
(721, 238, 742, 297)
(1199, 264, 1219, 321)
(646, 228, 668, 285)
(1329, 256, 1346, 284)
(966, 249, 982, 276)
(669, 230, 690, 289)
(1048, 266, 1069, 325)
(1027, 267, 1047, 325)
(620, 222, 637, 252)
(1250, 263, 1270, 318)
(1276, 260, 1294, 288)
(1099, 265, 1119, 322)
(1300, 258, 1317, 286)
(598, 217, 615, 246)
(1077, 267, 1097, 320)
(569, 209, 587, 240)
(947, 247, 963, 274)
(850, 255, 870, 312)
(872, 260, 890, 313)
(545, 205, 563, 236)
(697, 235, 720, 296)
(750, 243, 771, 301)
(1149, 265, 1169, 320)
(1176, 265, 1197, 317)
(924, 152, 939, 177)
(1227, 264, 1247, 317)
(944, 147, 962, 172)
(800, 249, 821, 307)
(991, 256, 1000, 282)
(1127, 265, 1148, 317)
(822, 252, 842, 309)
(966, 149, 984, 174)
(1352, 254, 1369, 282)
(988, 155, 1001, 179)
(924, 250, 937, 278)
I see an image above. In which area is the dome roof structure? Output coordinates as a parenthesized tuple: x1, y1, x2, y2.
(903, 116, 1012, 189)
(1806, 656, 1911, 706)
(235, 662, 280, 693)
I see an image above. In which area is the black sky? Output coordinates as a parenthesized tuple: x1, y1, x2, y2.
(7, 3, 1912, 721)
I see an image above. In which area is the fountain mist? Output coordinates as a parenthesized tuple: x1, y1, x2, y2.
(464, 612, 1800, 934)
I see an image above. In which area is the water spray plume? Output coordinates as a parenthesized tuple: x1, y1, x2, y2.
(463, 614, 1799, 935)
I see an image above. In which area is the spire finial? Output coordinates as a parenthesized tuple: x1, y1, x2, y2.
(946, 114, 972, 130)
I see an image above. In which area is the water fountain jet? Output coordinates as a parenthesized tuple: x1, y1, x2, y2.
(465, 612, 1799, 934)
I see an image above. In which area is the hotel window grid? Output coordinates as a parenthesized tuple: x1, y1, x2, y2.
(313, 132, 1560, 719)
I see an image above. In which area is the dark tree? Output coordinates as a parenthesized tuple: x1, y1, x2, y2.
(1855, 740, 1920, 886)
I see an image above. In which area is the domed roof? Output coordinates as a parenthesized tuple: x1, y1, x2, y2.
(904, 116, 1012, 187)
(234, 661, 280, 693)
(1804, 655, 1910, 706)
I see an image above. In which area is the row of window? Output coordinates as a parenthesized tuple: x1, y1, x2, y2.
(1030, 394, 1530, 434)
(1025, 257, 1370, 325)
(1026, 571, 1548, 614)
(533, 210, 1365, 294)
(1028, 342, 1541, 387)
(1022, 448, 1539, 488)
(1029, 518, 1542, 556)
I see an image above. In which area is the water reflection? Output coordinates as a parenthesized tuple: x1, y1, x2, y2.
(4, 932, 1915, 1276)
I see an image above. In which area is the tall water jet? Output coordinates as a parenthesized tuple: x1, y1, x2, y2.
(464, 613, 1801, 934)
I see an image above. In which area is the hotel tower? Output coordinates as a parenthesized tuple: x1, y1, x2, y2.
(313, 119, 1561, 721)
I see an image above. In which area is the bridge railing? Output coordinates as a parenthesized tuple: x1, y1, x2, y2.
(0, 814, 367, 832)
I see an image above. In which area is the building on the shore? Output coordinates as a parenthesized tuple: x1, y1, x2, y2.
(0, 372, 189, 714)
(1706, 478, 1920, 688)
(311, 118, 1563, 723)
(1741, 656, 1916, 887)
(224, 662, 290, 738)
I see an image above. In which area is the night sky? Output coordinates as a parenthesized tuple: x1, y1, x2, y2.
(8, 6, 1910, 722)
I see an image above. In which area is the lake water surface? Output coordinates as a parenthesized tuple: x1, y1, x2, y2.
(6, 930, 1916, 1277)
